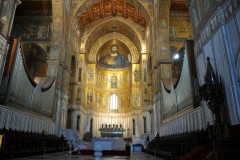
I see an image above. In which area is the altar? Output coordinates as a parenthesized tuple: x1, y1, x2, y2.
(91, 137, 129, 159)
(92, 138, 114, 150)
(99, 124, 125, 138)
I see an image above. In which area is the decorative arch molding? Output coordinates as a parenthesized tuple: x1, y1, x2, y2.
(88, 32, 139, 64)
(81, 17, 145, 53)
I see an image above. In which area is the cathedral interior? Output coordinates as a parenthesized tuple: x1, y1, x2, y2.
(0, 0, 240, 159)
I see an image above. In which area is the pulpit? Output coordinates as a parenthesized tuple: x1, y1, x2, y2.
(199, 57, 229, 139)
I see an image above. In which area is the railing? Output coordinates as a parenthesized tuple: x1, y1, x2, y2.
(159, 106, 212, 137)
(0, 106, 56, 135)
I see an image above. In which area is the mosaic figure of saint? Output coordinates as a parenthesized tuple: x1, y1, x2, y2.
(98, 44, 129, 68)
(134, 93, 139, 106)
(87, 91, 93, 104)
(110, 74, 117, 88)
(133, 68, 139, 82)
(1, 0, 10, 21)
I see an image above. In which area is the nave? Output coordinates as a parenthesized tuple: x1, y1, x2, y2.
(12, 152, 163, 160)
(0, 0, 240, 160)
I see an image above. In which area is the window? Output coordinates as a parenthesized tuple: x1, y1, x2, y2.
(109, 93, 118, 110)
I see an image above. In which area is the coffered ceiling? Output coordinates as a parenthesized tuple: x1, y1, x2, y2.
(170, 2, 189, 13)
(15, 0, 189, 54)
(79, 0, 146, 27)
(16, 0, 188, 17)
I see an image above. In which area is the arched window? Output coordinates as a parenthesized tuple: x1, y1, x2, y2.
(109, 93, 118, 110)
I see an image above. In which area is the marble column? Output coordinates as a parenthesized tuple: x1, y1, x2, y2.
(48, 0, 70, 135)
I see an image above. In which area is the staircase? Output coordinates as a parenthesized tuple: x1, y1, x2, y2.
(60, 129, 88, 150)
(178, 145, 213, 160)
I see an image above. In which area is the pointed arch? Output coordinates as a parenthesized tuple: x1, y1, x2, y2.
(88, 32, 139, 63)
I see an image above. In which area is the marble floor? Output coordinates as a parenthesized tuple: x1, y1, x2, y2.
(12, 152, 164, 160)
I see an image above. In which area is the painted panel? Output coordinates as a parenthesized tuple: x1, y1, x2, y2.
(12, 16, 52, 41)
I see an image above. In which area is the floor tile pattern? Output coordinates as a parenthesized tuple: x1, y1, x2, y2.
(12, 152, 164, 160)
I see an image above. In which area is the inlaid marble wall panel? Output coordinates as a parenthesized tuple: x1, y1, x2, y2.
(212, 29, 239, 125)
(236, 10, 240, 87)
(196, 53, 206, 86)
(203, 40, 216, 73)
(226, 18, 240, 61)
(236, 10, 240, 31)
(225, 15, 240, 92)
